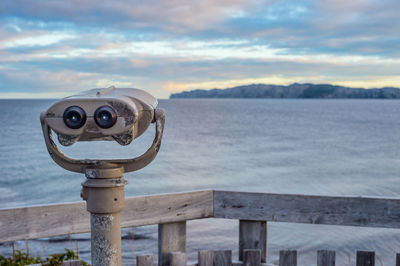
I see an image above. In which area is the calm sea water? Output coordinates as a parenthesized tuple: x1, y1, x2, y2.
(1, 99, 400, 265)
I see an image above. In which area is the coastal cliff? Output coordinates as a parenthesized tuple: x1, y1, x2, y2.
(170, 83, 400, 99)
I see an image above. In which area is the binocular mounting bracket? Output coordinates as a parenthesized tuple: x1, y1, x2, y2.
(40, 108, 165, 175)
(40, 108, 165, 266)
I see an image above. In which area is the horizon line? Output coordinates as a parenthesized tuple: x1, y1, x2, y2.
(1, 82, 400, 99)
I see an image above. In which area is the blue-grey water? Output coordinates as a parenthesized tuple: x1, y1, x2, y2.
(1, 99, 400, 265)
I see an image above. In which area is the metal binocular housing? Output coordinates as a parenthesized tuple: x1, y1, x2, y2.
(40, 86, 166, 174)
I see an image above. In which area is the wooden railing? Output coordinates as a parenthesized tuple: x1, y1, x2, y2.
(1, 190, 400, 265)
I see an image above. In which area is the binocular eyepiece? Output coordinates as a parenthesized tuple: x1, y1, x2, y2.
(63, 106, 87, 129)
(63, 105, 118, 130)
(93, 105, 117, 129)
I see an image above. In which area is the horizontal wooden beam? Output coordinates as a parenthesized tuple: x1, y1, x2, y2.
(0, 190, 213, 243)
(0, 201, 89, 243)
(122, 190, 213, 228)
(213, 190, 400, 228)
(3, 189, 400, 243)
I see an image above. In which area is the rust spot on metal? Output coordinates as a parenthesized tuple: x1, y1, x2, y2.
(108, 101, 136, 127)
(113, 128, 134, 145)
(92, 232, 118, 266)
(155, 140, 161, 152)
(86, 169, 99, 179)
(92, 214, 114, 232)
(47, 149, 54, 158)
(91, 214, 118, 265)
(113, 178, 128, 185)
(57, 133, 79, 146)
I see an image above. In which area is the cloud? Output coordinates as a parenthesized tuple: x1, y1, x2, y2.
(2, 0, 400, 57)
(0, 0, 399, 98)
(222, 0, 400, 56)
(1, 32, 75, 48)
(1, 0, 249, 33)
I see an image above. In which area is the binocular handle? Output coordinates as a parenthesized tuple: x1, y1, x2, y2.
(119, 108, 165, 173)
(40, 108, 166, 174)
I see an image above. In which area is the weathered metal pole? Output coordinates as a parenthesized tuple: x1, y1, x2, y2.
(81, 167, 127, 266)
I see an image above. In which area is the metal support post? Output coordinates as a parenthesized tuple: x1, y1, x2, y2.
(81, 167, 127, 266)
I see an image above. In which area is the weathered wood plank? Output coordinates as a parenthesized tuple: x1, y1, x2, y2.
(0, 190, 213, 242)
(239, 220, 267, 263)
(4, 189, 400, 244)
(158, 222, 186, 266)
(279, 250, 297, 266)
(122, 190, 213, 228)
(0, 201, 89, 243)
(243, 249, 261, 266)
(214, 250, 232, 266)
(356, 251, 375, 266)
(214, 190, 400, 228)
(317, 250, 335, 266)
(198, 250, 214, 266)
(137, 255, 155, 266)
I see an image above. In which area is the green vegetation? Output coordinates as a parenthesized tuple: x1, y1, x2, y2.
(300, 86, 335, 98)
(0, 248, 89, 266)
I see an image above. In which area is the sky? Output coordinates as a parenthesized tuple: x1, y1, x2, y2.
(0, 0, 399, 99)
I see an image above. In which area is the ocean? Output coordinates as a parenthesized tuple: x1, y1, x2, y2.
(1, 99, 400, 265)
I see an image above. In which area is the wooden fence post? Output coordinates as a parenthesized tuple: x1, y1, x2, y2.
(158, 222, 186, 266)
(137, 255, 155, 266)
(243, 249, 261, 266)
(356, 251, 375, 266)
(165, 252, 187, 266)
(317, 250, 335, 266)
(239, 220, 267, 263)
(198, 250, 214, 266)
(214, 250, 232, 266)
(279, 250, 297, 266)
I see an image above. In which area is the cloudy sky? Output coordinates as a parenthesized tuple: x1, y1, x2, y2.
(0, 0, 399, 98)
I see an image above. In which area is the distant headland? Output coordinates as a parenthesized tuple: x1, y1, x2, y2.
(169, 83, 400, 99)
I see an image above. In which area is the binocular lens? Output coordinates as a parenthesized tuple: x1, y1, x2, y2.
(94, 106, 117, 128)
(63, 106, 87, 129)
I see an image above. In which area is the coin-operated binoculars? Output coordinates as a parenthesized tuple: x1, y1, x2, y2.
(40, 86, 165, 266)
